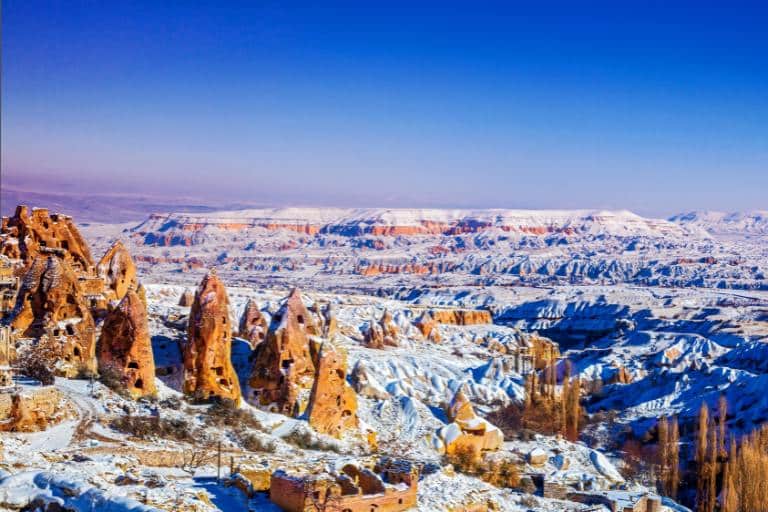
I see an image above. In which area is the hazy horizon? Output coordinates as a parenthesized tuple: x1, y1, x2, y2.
(2, 2, 766, 216)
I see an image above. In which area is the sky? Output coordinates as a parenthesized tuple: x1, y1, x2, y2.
(2, 1, 767, 216)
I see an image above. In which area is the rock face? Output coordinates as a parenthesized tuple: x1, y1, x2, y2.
(430, 309, 493, 326)
(10, 255, 96, 377)
(238, 299, 267, 347)
(436, 388, 503, 459)
(98, 291, 157, 398)
(414, 311, 441, 342)
(306, 343, 358, 437)
(0, 388, 65, 433)
(0, 205, 93, 273)
(183, 271, 241, 404)
(248, 288, 320, 415)
(97, 241, 138, 302)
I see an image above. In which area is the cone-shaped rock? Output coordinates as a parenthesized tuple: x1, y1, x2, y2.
(10, 255, 96, 377)
(248, 288, 320, 415)
(183, 271, 241, 404)
(98, 290, 157, 398)
(97, 241, 138, 302)
(238, 298, 267, 347)
(306, 343, 358, 438)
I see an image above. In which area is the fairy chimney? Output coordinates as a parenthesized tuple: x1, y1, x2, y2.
(183, 271, 241, 404)
(248, 288, 320, 415)
(98, 290, 157, 398)
(306, 343, 359, 438)
(238, 298, 267, 347)
(97, 241, 138, 302)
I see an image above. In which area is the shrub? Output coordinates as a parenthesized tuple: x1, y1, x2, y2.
(206, 399, 263, 431)
(283, 428, 340, 453)
(239, 432, 276, 453)
(111, 415, 194, 442)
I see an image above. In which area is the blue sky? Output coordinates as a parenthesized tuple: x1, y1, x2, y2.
(2, 1, 766, 215)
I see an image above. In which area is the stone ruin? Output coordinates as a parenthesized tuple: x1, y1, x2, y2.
(183, 270, 241, 404)
(305, 343, 358, 438)
(238, 298, 268, 348)
(269, 460, 418, 512)
(248, 288, 321, 415)
(9, 255, 97, 378)
(98, 290, 157, 398)
(435, 387, 503, 459)
(97, 240, 138, 303)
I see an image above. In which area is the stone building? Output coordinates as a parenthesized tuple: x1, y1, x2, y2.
(269, 462, 418, 512)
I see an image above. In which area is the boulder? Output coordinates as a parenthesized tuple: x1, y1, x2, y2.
(183, 271, 241, 404)
(10, 255, 96, 377)
(527, 448, 547, 466)
(97, 241, 138, 302)
(238, 298, 267, 347)
(98, 290, 157, 398)
(306, 343, 358, 438)
(248, 288, 320, 415)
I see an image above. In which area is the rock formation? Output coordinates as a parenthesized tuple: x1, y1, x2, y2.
(238, 298, 267, 347)
(321, 303, 337, 338)
(363, 310, 399, 349)
(0, 205, 93, 273)
(305, 343, 358, 437)
(414, 311, 441, 342)
(98, 290, 157, 398)
(350, 360, 389, 400)
(178, 289, 195, 307)
(10, 255, 97, 377)
(248, 288, 320, 415)
(430, 309, 493, 325)
(436, 387, 503, 459)
(97, 241, 138, 302)
(183, 271, 241, 404)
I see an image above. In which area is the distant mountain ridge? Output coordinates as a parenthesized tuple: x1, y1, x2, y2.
(669, 210, 768, 236)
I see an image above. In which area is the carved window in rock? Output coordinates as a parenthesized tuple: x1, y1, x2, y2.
(73, 346, 81, 357)
(214, 366, 224, 376)
(127, 361, 139, 369)
(297, 314, 304, 325)
(134, 378, 144, 389)
(66, 325, 75, 336)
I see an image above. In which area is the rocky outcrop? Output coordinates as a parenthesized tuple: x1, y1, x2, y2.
(350, 360, 389, 400)
(363, 310, 399, 349)
(97, 241, 138, 302)
(0, 388, 68, 433)
(0, 205, 93, 273)
(183, 271, 241, 404)
(248, 288, 320, 415)
(529, 335, 561, 370)
(238, 298, 267, 347)
(414, 311, 441, 342)
(10, 255, 96, 377)
(305, 343, 358, 437)
(436, 388, 503, 459)
(178, 289, 195, 307)
(430, 309, 493, 326)
(98, 291, 157, 398)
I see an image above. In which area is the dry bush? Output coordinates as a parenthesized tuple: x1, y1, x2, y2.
(238, 432, 276, 453)
(16, 338, 57, 385)
(99, 363, 129, 397)
(446, 446, 521, 489)
(111, 415, 194, 442)
(283, 428, 340, 453)
(205, 399, 263, 431)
